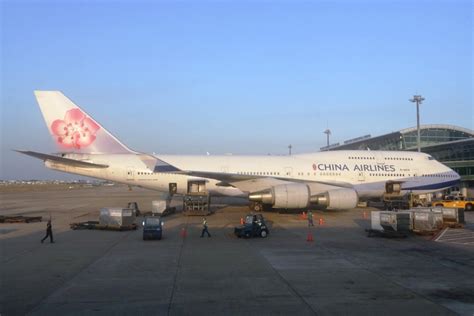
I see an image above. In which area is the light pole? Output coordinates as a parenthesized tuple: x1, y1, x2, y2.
(409, 95, 425, 152)
(323, 129, 331, 148)
(288, 144, 292, 156)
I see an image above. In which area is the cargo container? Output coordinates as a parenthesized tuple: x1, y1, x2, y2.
(370, 211, 383, 231)
(379, 211, 411, 232)
(99, 208, 136, 227)
(127, 202, 141, 216)
(397, 211, 414, 230)
(412, 210, 443, 231)
(439, 207, 465, 224)
(152, 200, 167, 215)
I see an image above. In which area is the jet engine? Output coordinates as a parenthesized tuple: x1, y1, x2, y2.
(249, 185, 358, 210)
(249, 183, 310, 209)
(310, 188, 358, 210)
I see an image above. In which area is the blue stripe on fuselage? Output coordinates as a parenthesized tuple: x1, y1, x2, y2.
(404, 179, 459, 191)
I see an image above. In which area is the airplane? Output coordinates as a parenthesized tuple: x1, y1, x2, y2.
(17, 91, 460, 211)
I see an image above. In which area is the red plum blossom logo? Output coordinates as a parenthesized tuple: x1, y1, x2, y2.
(50, 108, 100, 149)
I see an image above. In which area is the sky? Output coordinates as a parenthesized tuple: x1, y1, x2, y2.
(1, 0, 472, 180)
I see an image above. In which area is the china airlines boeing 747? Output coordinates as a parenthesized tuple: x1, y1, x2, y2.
(18, 91, 460, 211)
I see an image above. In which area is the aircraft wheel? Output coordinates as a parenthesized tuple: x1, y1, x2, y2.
(465, 204, 473, 212)
(260, 230, 268, 238)
(253, 203, 263, 212)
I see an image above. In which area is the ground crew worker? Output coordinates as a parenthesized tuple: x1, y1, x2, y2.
(41, 220, 54, 243)
(308, 210, 314, 227)
(200, 217, 211, 237)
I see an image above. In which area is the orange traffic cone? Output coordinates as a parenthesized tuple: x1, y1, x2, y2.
(301, 211, 307, 220)
(319, 218, 324, 226)
(306, 231, 314, 242)
(240, 218, 244, 225)
(180, 227, 187, 238)
(363, 211, 367, 219)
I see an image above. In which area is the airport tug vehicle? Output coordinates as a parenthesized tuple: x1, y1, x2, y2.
(142, 216, 164, 240)
(432, 194, 473, 211)
(234, 214, 269, 238)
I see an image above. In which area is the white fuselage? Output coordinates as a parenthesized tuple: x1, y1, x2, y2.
(45, 150, 459, 200)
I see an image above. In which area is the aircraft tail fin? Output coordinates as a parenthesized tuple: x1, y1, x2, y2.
(34, 91, 134, 154)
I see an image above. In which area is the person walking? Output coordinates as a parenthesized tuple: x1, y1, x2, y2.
(307, 210, 314, 227)
(41, 220, 54, 243)
(200, 217, 211, 237)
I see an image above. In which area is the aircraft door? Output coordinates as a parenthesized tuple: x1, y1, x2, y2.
(412, 168, 419, 178)
(284, 167, 293, 177)
(374, 151, 385, 165)
(187, 180, 207, 194)
(126, 168, 134, 180)
(169, 183, 177, 196)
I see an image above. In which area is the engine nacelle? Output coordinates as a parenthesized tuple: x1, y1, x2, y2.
(273, 183, 311, 208)
(249, 183, 310, 209)
(310, 188, 358, 210)
(249, 185, 358, 210)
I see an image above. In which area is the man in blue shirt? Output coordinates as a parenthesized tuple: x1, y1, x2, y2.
(200, 217, 211, 237)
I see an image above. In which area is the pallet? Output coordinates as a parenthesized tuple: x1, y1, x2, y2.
(413, 229, 440, 236)
(70, 221, 137, 231)
(69, 221, 99, 230)
(0, 216, 43, 223)
(443, 223, 464, 229)
(141, 207, 177, 217)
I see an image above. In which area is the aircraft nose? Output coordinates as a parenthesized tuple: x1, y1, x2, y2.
(451, 170, 461, 180)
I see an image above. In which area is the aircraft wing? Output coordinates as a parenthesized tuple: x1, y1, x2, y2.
(184, 171, 263, 182)
(15, 150, 109, 168)
(183, 170, 354, 192)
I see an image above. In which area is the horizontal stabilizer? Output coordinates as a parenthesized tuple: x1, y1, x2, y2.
(15, 150, 109, 168)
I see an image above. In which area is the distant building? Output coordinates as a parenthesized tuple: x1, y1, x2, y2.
(326, 124, 474, 193)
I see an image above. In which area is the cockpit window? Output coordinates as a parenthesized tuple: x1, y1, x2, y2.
(427, 156, 434, 160)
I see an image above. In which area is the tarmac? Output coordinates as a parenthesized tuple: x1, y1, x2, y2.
(1, 185, 474, 315)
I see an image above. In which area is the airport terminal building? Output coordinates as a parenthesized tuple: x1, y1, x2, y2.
(322, 124, 474, 195)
